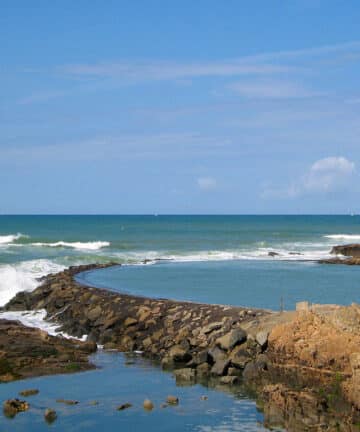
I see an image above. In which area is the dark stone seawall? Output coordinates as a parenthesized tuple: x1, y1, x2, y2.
(3, 263, 360, 430)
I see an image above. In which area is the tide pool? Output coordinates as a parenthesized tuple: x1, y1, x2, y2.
(77, 259, 360, 311)
(0, 351, 274, 432)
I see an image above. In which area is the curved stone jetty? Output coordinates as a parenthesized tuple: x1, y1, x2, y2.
(3, 263, 360, 430)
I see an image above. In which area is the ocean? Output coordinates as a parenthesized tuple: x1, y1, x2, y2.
(1, 215, 360, 430)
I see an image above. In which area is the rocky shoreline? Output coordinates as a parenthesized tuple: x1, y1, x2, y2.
(2, 262, 360, 430)
(0, 318, 96, 383)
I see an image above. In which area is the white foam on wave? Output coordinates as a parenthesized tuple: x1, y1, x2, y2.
(30, 241, 110, 250)
(0, 233, 27, 245)
(0, 309, 86, 341)
(115, 246, 332, 266)
(0, 259, 65, 307)
(324, 234, 360, 241)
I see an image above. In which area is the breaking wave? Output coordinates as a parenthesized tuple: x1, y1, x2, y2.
(324, 234, 360, 241)
(0, 259, 65, 307)
(29, 241, 110, 250)
(0, 233, 27, 245)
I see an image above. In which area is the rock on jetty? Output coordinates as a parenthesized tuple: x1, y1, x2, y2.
(3, 263, 360, 429)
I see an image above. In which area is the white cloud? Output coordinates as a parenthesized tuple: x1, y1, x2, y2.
(262, 156, 355, 199)
(197, 177, 217, 191)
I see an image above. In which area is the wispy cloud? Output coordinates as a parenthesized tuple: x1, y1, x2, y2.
(59, 61, 291, 82)
(262, 156, 355, 199)
(17, 90, 67, 105)
(58, 40, 360, 83)
(228, 79, 316, 99)
(0, 133, 231, 163)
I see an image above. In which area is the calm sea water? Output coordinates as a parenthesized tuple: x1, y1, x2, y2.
(1, 215, 360, 430)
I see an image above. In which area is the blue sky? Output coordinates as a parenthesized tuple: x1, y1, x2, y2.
(1, 0, 360, 214)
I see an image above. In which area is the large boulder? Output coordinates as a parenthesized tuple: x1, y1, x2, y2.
(211, 359, 230, 376)
(216, 328, 247, 351)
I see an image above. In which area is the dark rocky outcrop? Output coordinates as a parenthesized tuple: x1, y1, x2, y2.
(0, 318, 96, 383)
(319, 243, 360, 265)
(331, 244, 360, 258)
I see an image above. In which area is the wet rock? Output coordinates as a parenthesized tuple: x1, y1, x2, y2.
(168, 344, 191, 363)
(117, 403, 132, 410)
(243, 355, 269, 382)
(220, 375, 239, 385)
(268, 251, 279, 257)
(196, 362, 210, 378)
(3, 399, 29, 418)
(143, 399, 154, 410)
(56, 399, 79, 405)
(44, 408, 57, 423)
(216, 328, 247, 351)
(173, 367, 196, 382)
(211, 359, 230, 376)
(19, 389, 39, 397)
(200, 395, 208, 401)
(166, 395, 179, 405)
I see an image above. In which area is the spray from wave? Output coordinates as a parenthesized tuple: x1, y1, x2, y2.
(0, 233, 28, 245)
(0, 259, 65, 307)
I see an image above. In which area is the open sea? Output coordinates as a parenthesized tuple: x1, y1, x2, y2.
(1, 215, 360, 430)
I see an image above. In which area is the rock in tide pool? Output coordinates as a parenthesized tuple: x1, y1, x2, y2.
(56, 398, 79, 405)
(173, 367, 196, 382)
(19, 388, 39, 397)
(44, 408, 57, 423)
(3, 399, 29, 418)
(117, 403, 132, 411)
(166, 395, 179, 405)
(143, 399, 154, 410)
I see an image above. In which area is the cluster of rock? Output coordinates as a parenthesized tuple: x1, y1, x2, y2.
(4, 264, 271, 387)
(3, 263, 360, 430)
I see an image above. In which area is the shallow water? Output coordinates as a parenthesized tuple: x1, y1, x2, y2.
(0, 351, 274, 432)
